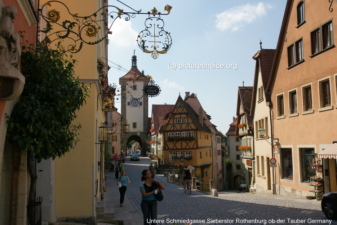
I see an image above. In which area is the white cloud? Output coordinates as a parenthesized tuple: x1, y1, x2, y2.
(215, 2, 273, 32)
(162, 79, 185, 91)
(109, 18, 138, 47)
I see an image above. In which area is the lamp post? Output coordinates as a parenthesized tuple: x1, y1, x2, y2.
(98, 124, 108, 200)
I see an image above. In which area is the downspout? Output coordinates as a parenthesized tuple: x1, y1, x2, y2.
(267, 100, 276, 195)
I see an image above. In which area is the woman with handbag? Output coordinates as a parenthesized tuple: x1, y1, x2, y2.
(140, 169, 165, 225)
(118, 170, 130, 207)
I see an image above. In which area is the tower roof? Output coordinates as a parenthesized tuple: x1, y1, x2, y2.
(119, 53, 148, 81)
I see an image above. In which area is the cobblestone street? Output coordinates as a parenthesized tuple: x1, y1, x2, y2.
(122, 157, 336, 225)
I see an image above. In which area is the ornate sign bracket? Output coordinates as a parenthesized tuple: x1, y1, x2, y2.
(38, 0, 172, 58)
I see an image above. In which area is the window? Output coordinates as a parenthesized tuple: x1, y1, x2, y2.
(132, 122, 137, 128)
(168, 132, 174, 138)
(189, 131, 195, 138)
(319, 79, 331, 108)
(323, 21, 333, 49)
(288, 39, 303, 67)
(255, 117, 268, 138)
(281, 148, 293, 180)
(199, 151, 202, 158)
(277, 94, 284, 117)
(184, 151, 191, 158)
(132, 85, 137, 90)
(256, 156, 260, 174)
(176, 118, 186, 124)
(297, 2, 305, 25)
(177, 151, 184, 158)
(236, 155, 240, 160)
(258, 86, 264, 101)
(300, 148, 315, 182)
(289, 90, 298, 114)
(181, 132, 188, 138)
(302, 85, 312, 112)
(236, 164, 241, 170)
(311, 21, 334, 56)
(174, 132, 181, 139)
(311, 29, 320, 55)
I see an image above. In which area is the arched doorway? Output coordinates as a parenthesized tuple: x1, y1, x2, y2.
(233, 175, 245, 190)
(125, 135, 147, 156)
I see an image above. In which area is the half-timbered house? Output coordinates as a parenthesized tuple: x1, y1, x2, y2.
(162, 95, 213, 190)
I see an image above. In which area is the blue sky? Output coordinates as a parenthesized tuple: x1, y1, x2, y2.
(107, 0, 287, 134)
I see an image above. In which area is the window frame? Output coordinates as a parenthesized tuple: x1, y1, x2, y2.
(318, 77, 333, 111)
(287, 38, 304, 68)
(299, 147, 315, 183)
(281, 148, 293, 180)
(301, 83, 313, 114)
(276, 93, 285, 118)
(288, 89, 298, 116)
(296, 1, 305, 27)
(311, 20, 334, 57)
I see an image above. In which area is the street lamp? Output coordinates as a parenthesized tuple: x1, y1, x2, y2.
(258, 128, 266, 138)
(99, 125, 109, 143)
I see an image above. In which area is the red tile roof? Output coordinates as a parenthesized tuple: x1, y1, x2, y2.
(226, 117, 238, 136)
(151, 104, 175, 133)
(253, 49, 276, 89)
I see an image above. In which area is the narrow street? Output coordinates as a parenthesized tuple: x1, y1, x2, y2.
(121, 157, 335, 225)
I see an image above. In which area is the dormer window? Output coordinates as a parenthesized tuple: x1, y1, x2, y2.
(297, 2, 305, 26)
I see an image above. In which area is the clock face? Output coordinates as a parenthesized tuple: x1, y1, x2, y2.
(131, 98, 140, 107)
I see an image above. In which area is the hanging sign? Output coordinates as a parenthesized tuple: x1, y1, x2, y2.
(143, 83, 161, 97)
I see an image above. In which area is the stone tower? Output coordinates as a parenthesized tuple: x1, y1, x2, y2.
(119, 54, 150, 155)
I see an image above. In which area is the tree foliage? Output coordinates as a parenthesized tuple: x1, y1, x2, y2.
(6, 45, 89, 162)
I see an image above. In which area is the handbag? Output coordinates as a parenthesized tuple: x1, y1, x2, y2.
(154, 182, 163, 201)
(155, 188, 164, 201)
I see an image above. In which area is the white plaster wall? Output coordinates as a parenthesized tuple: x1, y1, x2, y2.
(36, 159, 56, 224)
(253, 68, 273, 192)
(126, 81, 145, 132)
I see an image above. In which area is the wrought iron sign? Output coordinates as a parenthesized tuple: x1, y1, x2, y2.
(38, 0, 172, 57)
(329, 0, 334, 12)
(143, 83, 161, 97)
(137, 7, 172, 59)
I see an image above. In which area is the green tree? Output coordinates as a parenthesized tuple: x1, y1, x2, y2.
(6, 44, 89, 208)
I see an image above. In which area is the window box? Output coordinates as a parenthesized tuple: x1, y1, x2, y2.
(238, 146, 251, 151)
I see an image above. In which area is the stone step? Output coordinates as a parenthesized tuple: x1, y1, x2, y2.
(96, 212, 114, 221)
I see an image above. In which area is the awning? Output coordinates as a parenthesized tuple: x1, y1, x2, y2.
(317, 143, 337, 159)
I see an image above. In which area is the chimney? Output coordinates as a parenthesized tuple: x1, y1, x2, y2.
(199, 107, 204, 126)
(185, 92, 190, 100)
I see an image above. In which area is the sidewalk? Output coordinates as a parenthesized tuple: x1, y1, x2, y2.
(96, 171, 142, 225)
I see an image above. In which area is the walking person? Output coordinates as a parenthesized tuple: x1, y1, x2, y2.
(115, 160, 120, 179)
(118, 170, 130, 207)
(140, 169, 165, 225)
(183, 165, 192, 192)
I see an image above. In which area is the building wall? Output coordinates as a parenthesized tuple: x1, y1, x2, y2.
(253, 67, 273, 193)
(56, 83, 101, 218)
(37, 0, 108, 219)
(125, 81, 146, 132)
(0, 0, 37, 224)
(271, 0, 337, 196)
